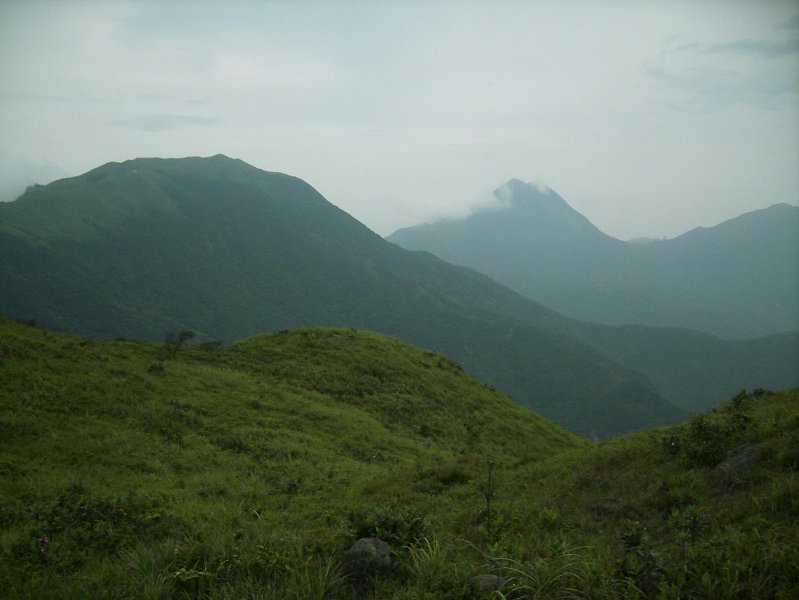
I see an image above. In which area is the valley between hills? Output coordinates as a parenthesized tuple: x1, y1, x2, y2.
(1, 155, 798, 598)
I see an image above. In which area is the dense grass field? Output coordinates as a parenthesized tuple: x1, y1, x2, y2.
(1, 317, 797, 598)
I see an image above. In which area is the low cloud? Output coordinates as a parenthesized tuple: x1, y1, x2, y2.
(0, 150, 68, 202)
(689, 37, 799, 58)
(111, 114, 221, 132)
(671, 13, 799, 59)
(644, 26, 799, 113)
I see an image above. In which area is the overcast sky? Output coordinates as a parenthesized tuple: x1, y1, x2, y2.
(1, 0, 797, 240)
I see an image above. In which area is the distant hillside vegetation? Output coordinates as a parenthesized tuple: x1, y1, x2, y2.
(1, 318, 797, 598)
(387, 179, 799, 339)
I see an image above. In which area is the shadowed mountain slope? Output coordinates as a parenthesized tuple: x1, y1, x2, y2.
(573, 323, 799, 412)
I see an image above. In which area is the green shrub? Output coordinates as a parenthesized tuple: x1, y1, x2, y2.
(7, 485, 167, 573)
(348, 505, 430, 547)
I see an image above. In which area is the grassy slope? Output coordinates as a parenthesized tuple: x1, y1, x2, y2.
(2, 318, 797, 599)
(0, 317, 578, 598)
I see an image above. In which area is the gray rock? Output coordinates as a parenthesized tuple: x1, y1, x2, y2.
(716, 443, 762, 474)
(474, 573, 503, 592)
(345, 537, 394, 571)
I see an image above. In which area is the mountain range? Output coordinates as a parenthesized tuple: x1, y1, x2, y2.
(388, 179, 799, 339)
(1, 156, 796, 436)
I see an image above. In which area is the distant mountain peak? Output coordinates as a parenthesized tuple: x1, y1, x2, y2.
(500, 177, 551, 193)
(497, 178, 552, 200)
(491, 179, 574, 214)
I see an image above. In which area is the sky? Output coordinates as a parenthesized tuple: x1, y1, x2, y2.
(1, 0, 797, 241)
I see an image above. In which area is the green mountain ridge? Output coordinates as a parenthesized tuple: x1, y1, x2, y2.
(1, 318, 797, 598)
(0, 155, 681, 437)
(387, 180, 799, 339)
(2, 155, 796, 436)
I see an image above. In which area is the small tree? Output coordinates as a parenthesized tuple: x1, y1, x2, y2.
(162, 329, 195, 358)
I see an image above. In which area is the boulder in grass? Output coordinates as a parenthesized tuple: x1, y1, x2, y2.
(716, 443, 762, 474)
(344, 537, 395, 576)
(474, 573, 503, 592)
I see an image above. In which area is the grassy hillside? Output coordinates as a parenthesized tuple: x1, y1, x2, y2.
(0, 317, 578, 598)
(2, 318, 797, 598)
(0, 155, 681, 437)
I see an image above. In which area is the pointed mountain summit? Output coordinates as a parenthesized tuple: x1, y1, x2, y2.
(388, 182, 799, 339)
(391, 179, 615, 252)
(388, 179, 633, 321)
(491, 178, 603, 232)
(468, 180, 618, 254)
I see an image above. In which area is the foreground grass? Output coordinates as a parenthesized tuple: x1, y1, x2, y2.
(1, 317, 797, 598)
